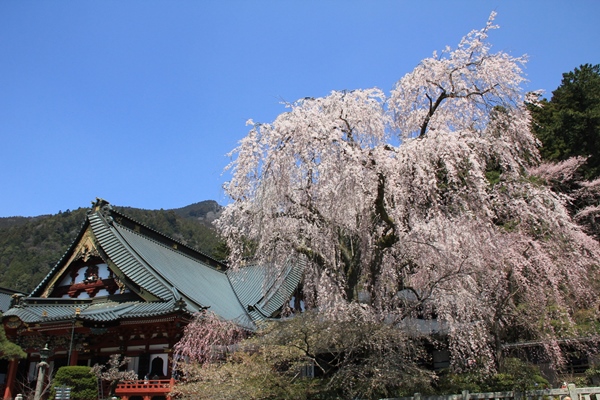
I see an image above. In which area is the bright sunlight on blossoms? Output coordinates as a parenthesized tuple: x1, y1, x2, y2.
(215, 12, 600, 372)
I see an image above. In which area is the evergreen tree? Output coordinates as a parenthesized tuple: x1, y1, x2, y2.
(529, 64, 600, 178)
(0, 316, 26, 360)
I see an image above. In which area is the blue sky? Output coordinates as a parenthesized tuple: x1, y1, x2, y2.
(0, 1, 598, 217)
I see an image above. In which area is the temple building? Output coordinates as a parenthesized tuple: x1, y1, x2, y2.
(1, 198, 303, 400)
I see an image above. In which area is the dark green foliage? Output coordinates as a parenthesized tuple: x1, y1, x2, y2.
(584, 364, 600, 386)
(486, 358, 549, 392)
(435, 370, 485, 394)
(485, 169, 501, 186)
(0, 215, 48, 229)
(0, 209, 88, 293)
(52, 366, 98, 400)
(0, 201, 226, 292)
(529, 64, 600, 178)
(0, 316, 26, 359)
(435, 358, 549, 394)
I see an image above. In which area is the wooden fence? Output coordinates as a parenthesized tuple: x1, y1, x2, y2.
(383, 384, 600, 400)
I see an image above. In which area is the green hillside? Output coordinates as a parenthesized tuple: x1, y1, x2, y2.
(0, 201, 225, 293)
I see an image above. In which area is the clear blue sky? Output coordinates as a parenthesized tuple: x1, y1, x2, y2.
(0, 1, 598, 217)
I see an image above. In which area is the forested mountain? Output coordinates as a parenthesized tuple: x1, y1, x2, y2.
(0, 200, 225, 293)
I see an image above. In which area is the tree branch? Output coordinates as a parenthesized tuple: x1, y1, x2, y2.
(419, 90, 448, 137)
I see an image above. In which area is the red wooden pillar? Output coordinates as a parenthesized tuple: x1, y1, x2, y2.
(69, 350, 79, 366)
(2, 358, 19, 400)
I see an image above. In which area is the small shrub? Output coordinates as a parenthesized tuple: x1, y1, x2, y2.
(52, 366, 98, 400)
(489, 357, 549, 392)
(436, 370, 484, 394)
(435, 358, 549, 395)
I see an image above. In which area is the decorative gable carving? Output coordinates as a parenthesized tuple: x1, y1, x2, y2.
(42, 227, 129, 299)
(73, 235, 100, 263)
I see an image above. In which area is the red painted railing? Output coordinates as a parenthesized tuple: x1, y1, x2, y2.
(115, 378, 174, 400)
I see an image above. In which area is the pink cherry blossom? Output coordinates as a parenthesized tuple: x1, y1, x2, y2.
(216, 13, 600, 371)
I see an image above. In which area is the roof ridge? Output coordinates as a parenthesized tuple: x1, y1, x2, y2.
(115, 222, 226, 275)
(102, 203, 226, 270)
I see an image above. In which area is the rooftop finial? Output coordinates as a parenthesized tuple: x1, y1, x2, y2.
(92, 198, 111, 212)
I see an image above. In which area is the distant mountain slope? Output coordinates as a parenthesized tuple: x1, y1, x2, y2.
(0, 201, 226, 293)
(171, 200, 223, 225)
(0, 215, 49, 229)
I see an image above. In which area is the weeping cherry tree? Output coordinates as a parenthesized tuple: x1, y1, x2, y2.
(216, 13, 600, 372)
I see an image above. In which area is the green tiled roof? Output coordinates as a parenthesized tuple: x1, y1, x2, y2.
(0, 287, 22, 313)
(2, 299, 183, 323)
(3, 199, 304, 331)
(89, 213, 174, 301)
(3, 302, 87, 323)
(228, 258, 305, 322)
(113, 224, 253, 327)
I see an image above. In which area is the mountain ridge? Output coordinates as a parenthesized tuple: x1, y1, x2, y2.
(0, 200, 225, 293)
